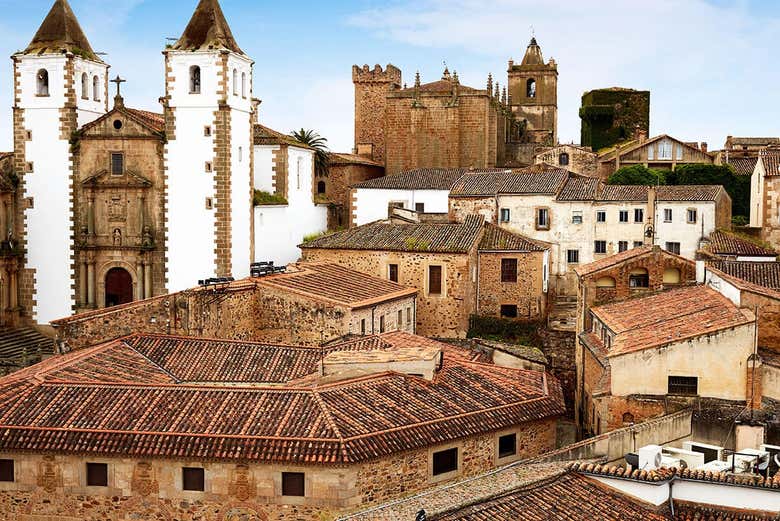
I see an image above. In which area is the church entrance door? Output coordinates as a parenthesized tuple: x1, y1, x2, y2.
(105, 268, 133, 307)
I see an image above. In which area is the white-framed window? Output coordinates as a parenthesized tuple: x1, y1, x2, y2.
(664, 208, 673, 222)
(665, 242, 681, 255)
(241, 72, 247, 98)
(634, 208, 644, 222)
(567, 249, 580, 264)
(594, 240, 607, 254)
(36, 69, 49, 96)
(618, 241, 628, 252)
(189, 66, 201, 94)
(676, 144, 684, 161)
(81, 72, 89, 99)
(232, 69, 238, 96)
(536, 208, 549, 229)
(572, 210, 583, 224)
(500, 208, 510, 223)
(687, 208, 697, 224)
(633, 241, 644, 248)
(596, 210, 606, 223)
(658, 139, 673, 160)
(619, 210, 629, 223)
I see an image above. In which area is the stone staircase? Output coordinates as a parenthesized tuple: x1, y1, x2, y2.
(547, 295, 577, 332)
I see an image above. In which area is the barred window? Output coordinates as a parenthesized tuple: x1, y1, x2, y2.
(668, 376, 698, 396)
(501, 258, 517, 283)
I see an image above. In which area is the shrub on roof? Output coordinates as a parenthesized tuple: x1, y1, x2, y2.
(607, 165, 667, 186)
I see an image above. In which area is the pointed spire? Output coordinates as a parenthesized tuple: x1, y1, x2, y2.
(494, 82, 500, 100)
(171, 0, 244, 54)
(487, 73, 493, 93)
(452, 70, 459, 84)
(414, 71, 421, 89)
(501, 86, 507, 105)
(24, 0, 99, 61)
(521, 36, 544, 66)
(442, 62, 451, 81)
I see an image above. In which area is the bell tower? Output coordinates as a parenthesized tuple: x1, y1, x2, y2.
(507, 37, 558, 145)
(12, 0, 109, 323)
(162, 0, 254, 292)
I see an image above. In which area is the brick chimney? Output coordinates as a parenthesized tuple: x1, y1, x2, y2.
(633, 126, 648, 143)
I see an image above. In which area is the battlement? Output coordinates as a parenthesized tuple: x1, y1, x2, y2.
(352, 64, 402, 86)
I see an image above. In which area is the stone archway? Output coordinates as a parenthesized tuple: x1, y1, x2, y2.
(105, 267, 133, 307)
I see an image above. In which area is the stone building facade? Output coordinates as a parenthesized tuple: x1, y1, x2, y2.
(507, 37, 558, 146)
(579, 87, 650, 152)
(534, 144, 598, 177)
(324, 152, 384, 229)
(597, 133, 714, 180)
(750, 147, 780, 250)
(0, 154, 23, 328)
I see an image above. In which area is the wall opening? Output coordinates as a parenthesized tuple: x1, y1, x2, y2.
(104, 268, 133, 307)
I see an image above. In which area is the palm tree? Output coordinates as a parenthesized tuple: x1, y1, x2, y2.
(290, 129, 330, 178)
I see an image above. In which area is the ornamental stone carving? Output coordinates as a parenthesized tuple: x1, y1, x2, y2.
(131, 461, 159, 497)
(228, 464, 256, 501)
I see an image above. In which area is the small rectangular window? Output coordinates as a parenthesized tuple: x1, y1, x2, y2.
(282, 472, 305, 496)
(633, 241, 644, 248)
(205, 161, 213, 173)
(204, 126, 212, 137)
(664, 208, 673, 222)
(379, 315, 385, 333)
(182, 467, 205, 491)
(619, 210, 629, 223)
(572, 211, 583, 224)
(388, 264, 399, 283)
(634, 208, 644, 223)
(432, 447, 459, 476)
(406, 307, 412, 325)
(0, 460, 13, 482)
(501, 258, 517, 283)
(596, 211, 606, 223)
(687, 209, 697, 224)
(428, 266, 442, 295)
(500, 305, 518, 318)
(111, 153, 124, 175)
(567, 249, 579, 264)
(360, 318, 366, 335)
(536, 208, 549, 229)
(87, 462, 108, 487)
(665, 242, 681, 255)
(25, 130, 32, 141)
(618, 241, 628, 252)
(668, 376, 698, 396)
(676, 144, 684, 161)
(500, 208, 510, 223)
(25, 162, 34, 173)
(498, 433, 517, 459)
(594, 240, 607, 254)
(415, 202, 425, 213)
(205, 197, 214, 210)
(397, 310, 403, 329)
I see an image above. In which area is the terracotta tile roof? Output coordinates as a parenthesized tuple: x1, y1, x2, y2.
(354, 168, 502, 190)
(125, 108, 165, 132)
(450, 170, 512, 196)
(169, 0, 244, 54)
(328, 152, 382, 167)
(707, 260, 780, 298)
(728, 137, 780, 147)
(556, 174, 600, 201)
(24, 0, 100, 62)
(254, 262, 417, 309)
(760, 147, 780, 176)
(590, 285, 754, 356)
(0, 333, 564, 464)
(707, 230, 777, 257)
(498, 164, 569, 194)
(675, 503, 780, 521)
(599, 184, 650, 201)
(759, 348, 780, 368)
(433, 471, 668, 521)
(478, 224, 548, 252)
(574, 246, 694, 277)
(253, 124, 312, 149)
(725, 156, 758, 176)
(300, 214, 485, 253)
(599, 185, 724, 202)
(379, 331, 489, 363)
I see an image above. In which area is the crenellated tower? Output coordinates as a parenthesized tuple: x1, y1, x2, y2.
(507, 37, 558, 145)
(12, 0, 109, 323)
(162, 0, 254, 292)
(352, 64, 402, 164)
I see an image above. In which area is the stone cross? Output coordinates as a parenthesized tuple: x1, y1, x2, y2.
(110, 75, 126, 98)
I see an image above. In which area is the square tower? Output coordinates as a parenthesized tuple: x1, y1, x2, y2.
(162, 0, 254, 292)
(507, 38, 558, 145)
(12, 0, 108, 323)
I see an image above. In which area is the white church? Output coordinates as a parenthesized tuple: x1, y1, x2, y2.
(7, 0, 327, 325)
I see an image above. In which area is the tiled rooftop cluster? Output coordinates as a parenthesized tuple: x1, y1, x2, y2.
(707, 230, 777, 257)
(0, 331, 563, 464)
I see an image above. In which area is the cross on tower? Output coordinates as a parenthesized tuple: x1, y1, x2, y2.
(110, 75, 126, 98)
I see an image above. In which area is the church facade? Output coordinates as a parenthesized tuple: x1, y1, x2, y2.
(7, 0, 265, 324)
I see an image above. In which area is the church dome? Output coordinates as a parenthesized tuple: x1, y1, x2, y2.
(521, 37, 545, 66)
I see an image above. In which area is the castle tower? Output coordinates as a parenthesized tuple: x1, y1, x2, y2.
(352, 64, 402, 164)
(12, 0, 109, 323)
(507, 38, 558, 145)
(162, 0, 254, 292)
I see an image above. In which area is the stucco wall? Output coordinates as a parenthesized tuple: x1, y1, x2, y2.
(352, 188, 449, 226)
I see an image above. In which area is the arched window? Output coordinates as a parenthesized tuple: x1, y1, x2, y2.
(317, 180, 326, 194)
(232, 69, 238, 96)
(629, 268, 649, 288)
(92, 75, 100, 101)
(81, 73, 89, 99)
(241, 72, 247, 98)
(36, 69, 49, 96)
(595, 276, 616, 288)
(559, 152, 569, 166)
(526, 78, 536, 98)
(190, 66, 201, 94)
(663, 268, 681, 284)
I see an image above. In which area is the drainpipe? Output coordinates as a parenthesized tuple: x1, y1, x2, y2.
(668, 480, 675, 519)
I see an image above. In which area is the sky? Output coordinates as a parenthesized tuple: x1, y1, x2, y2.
(0, 0, 778, 153)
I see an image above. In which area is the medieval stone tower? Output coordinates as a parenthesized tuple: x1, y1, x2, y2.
(162, 0, 254, 292)
(12, 0, 109, 323)
(508, 38, 558, 145)
(352, 64, 402, 164)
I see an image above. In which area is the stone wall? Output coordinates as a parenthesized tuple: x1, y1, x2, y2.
(534, 145, 599, 178)
(477, 251, 546, 320)
(760, 176, 780, 250)
(448, 196, 497, 224)
(743, 290, 780, 352)
(0, 419, 556, 521)
(352, 64, 402, 165)
(324, 162, 384, 230)
(301, 247, 475, 338)
(537, 328, 576, 419)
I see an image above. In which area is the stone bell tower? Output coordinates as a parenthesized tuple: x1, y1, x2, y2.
(162, 0, 254, 292)
(507, 37, 558, 145)
(12, 0, 109, 323)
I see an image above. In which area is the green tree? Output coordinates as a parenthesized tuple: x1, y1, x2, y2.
(607, 164, 666, 186)
(672, 164, 749, 219)
(290, 129, 330, 178)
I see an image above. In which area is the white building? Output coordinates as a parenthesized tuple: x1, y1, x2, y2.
(253, 125, 327, 265)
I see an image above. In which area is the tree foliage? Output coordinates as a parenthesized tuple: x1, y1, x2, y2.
(607, 165, 666, 186)
(290, 128, 330, 178)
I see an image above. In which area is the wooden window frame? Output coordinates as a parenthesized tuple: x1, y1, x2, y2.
(535, 208, 550, 230)
(428, 265, 443, 296)
(282, 472, 305, 497)
(388, 263, 399, 283)
(86, 462, 108, 487)
(182, 467, 205, 492)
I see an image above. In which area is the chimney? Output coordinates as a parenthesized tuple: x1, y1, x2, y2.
(633, 126, 648, 143)
(700, 142, 708, 154)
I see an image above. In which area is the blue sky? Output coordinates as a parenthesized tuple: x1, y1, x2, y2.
(0, 0, 778, 153)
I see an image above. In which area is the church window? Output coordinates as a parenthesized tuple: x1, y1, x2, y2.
(559, 152, 569, 166)
(205, 161, 213, 172)
(113, 120, 123, 130)
(241, 72, 247, 98)
(190, 66, 201, 94)
(111, 153, 124, 175)
(204, 126, 212, 137)
(25, 130, 32, 140)
(205, 197, 214, 210)
(93, 75, 101, 101)
(81, 73, 89, 99)
(36, 69, 49, 96)
(25, 162, 34, 173)
(526, 78, 536, 98)
(232, 69, 238, 96)
(238, 146, 243, 162)
(317, 180, 326, 194)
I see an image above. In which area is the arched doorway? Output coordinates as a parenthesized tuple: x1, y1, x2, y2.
(105, 268, 133, 307)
